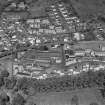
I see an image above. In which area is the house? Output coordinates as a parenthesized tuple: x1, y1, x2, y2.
(58, 4, 63, 7)
(35, 19, 41, 23)
(44, 29, 49, 34)
(61, 11, 68, 14)
(13, 63, 24, 75)
(74, 33, 81, 40)
(54, 12, 58, 15)
(101, 46, 105, 51)
(7, 15, 20, 20)
(52, 9, 57, 12)
(56, 29, 63, 33)
(75, 50, 85, 56)
(49, 25, 55, 29)
(63, 14, 68, 17)
(34, 23, 40, 28)
(39, 29, 44, 33)
(36, 38, 41, 44)
(64, 44, 70, 50)
(85, 49, 92, 53)
(28, 29, 33, 34)
(31, 71, 41, 78)
(59, 7, 65, 11)
(18, 2, 26, 9)
(66, 59, 77, 66)
(11, 3, 17, 7)
(32, 30, 37, 34)
(51, 5, 55, 8)
(16, 72, 31, 78)
(42, 19, 50, 24)
(27, 19, 34, 24)
(69, 26, 76, 32)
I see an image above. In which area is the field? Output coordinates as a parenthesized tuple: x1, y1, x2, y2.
(27, 88, 104, 105)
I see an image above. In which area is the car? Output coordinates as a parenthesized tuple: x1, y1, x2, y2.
(51, 44, 60, 48)
(51, 5, 55, 8)
(73, 71, 80, 75)
(52, 9, 57, 12)
(59, 8, 65, 11)
(65, 17, 71, 20)
(58, 4, 63, 7)
(55, 15, 60, 18)
(54, 12, 58, 15)
(61, 11, 68, 14)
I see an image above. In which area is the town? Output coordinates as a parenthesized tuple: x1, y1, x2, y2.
(0, 0, 105, 105)
(0, 0, 105, 80)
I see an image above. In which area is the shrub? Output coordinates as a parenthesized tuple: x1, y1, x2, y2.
(0, 70, 9, 78)
(12, 93, 26, 105)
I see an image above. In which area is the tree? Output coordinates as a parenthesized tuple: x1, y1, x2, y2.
(0, 92, 10, 105)
(16, 77, 28, 90)
(5, 77, 17, 89)
(16, 77, 33, 95)
(90, 102, 99, 105)
(0, 77, 4, 88)
(0, 70, 9, 78)
(12, 93, 26, 105)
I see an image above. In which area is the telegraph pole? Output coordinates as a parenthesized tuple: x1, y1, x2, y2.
(11, 43, 14, 76)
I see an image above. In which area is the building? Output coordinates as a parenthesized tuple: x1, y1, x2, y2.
(75, 50, 85, 57)
(94, 51, 105, 57)
(16, 72, 31, 78)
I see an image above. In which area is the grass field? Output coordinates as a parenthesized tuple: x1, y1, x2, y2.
(27, 88, 104, 105)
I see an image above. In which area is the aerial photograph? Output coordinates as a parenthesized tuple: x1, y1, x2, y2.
(0, 0, 105, 105)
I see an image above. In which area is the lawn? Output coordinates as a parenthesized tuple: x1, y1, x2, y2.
(27, 88, 104, 105)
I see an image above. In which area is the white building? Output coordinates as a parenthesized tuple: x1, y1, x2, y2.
(75, 50, 85, 56)
(74, 33, 80, 40)
(94, 51, 105, 56)
(27, 19, 34, 24)
(13, 63, 24, 75)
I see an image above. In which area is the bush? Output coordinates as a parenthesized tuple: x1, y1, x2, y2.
(0, 93, 10, 105)
(16, 77, 29, 90)
(89, 102, 99, 105)
(0, 77, 4, 88)
(4, 77, 17, 89)
(12, 93, 26, 105)
(0, 70, 9, 78)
